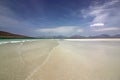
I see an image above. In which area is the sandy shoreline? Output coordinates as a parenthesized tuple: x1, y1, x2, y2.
(0, 39, 120, 80)
(27, 40, 120, 80)
(65, 38, 120, 41)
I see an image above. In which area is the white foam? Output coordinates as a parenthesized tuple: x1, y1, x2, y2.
(0, 42, 9, 45)
(10, 41, 21, 43)
(0, 40, 37, 45)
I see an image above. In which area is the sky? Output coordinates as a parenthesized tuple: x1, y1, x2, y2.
(0, 0, 120, 37)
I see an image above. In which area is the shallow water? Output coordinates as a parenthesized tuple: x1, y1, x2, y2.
(0, 39, 120, 80)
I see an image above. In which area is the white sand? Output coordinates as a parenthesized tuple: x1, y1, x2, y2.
(0, 39, 120, 80)
(0, 39, 58, 80)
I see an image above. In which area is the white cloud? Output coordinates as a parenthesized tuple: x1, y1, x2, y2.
(37, 26, 74, 33)
(76, 29, 83, 32)
(81, 0, 120, 35)
(36, 26, 83, 35)
(90, 23, 104, 27)
(81, 0, 120, 25)
(92, 27, 120, 32)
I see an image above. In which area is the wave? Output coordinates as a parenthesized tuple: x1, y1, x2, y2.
(0, 40, 36, 45)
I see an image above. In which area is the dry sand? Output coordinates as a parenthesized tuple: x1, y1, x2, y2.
(26, 40, 120, 80)
(0, 39, 120, 80)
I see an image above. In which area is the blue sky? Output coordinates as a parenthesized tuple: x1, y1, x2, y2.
(0, 0, 120, 37)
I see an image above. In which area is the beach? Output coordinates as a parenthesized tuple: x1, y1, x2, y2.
(0, 39, 120, 80)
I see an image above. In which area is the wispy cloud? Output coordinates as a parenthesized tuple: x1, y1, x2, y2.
(36, 26, 83, 35)
(0, 0, 120, 36)
(76, 29, 83, 32)
(92, 27, 120, 32)
(90, 23, 104, 27)
(81, 0, 120, 34)
(81, 0, 120, 26)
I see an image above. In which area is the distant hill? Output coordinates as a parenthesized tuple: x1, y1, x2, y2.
(113, 34, 120, 38)
(0, 31, 32, 38)
(69, 35, 86, 39)
(1, 31, 119, 39)
(37, 34, 120, 39)
(88, 34, 120, 38)
(88, 34, 111, 38)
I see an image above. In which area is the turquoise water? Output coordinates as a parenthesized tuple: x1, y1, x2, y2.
(0, 39, 37, 45)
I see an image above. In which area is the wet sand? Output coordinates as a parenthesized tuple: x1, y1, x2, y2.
(0, 39, 120, 80)
(0, 39, 58, 80)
